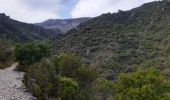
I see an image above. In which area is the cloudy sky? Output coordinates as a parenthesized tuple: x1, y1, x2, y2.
(0, 0, 158, 23)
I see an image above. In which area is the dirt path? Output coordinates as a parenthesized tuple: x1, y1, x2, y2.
(0, 64, 36, 100)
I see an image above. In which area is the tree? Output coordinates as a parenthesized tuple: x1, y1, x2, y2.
(52, 53, 81, 77)
(52, 53, 99, 99)
(58, 77, 79, 100)
(24, 58, 55, 99)
(114, 68, 170, 100)
(24, 53, 100, 99)
(92, 78, 114, 100)
(53, 53, 99, 86)
(14, 43, 50, 71)
(76, 64, 98, 87)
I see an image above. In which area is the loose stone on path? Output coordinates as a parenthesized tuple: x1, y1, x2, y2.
(0, 64, 36, 100)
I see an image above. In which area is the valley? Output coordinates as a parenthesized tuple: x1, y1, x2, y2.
(1, 0, 170, 100)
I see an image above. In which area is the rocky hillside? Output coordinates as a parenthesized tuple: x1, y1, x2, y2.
(55, 0, 170, 79)
(36, 17, 91, 34)
(0, 13, 59, 42)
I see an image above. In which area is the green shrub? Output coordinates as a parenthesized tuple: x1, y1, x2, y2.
(24, 58, 55, 99)
(114, 68, 170, 100)
(58, 77, 79, 100)
(14, 43, 50, 71)
(31, 83, 41, 98)
(0, 41, 14, 69)
(91, 78, 114, 100)
(53, 53, 81, 77)
(76, 64, 99, 87)
(53, 53, 99, 87)
(24, 53, 100, 99)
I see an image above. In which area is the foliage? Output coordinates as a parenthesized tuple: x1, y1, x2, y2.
(54, 1, 170, 80)
(76, 64, 99, 87)
(0, 40, 14, 68)
(24, 58, 56, 99)
(58, 77, 79, 100)
(91, 78, 114, 100)
(24, 53, 100, 99)
(14, 43, 50, 71)
(53, 53, 81, 77)
(114, 68, 170, 100)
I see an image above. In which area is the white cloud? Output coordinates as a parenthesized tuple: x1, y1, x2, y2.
(71, 0, 158, 18)
(0, 0, 161, 23)
(0, 0, 59, 23)
(21, 0, 61, 11)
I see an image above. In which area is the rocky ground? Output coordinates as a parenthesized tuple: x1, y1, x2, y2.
(0, 64, 36, 100)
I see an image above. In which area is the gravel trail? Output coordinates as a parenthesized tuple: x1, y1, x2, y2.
(0, 64, 36, 100)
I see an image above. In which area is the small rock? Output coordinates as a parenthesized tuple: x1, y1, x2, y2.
(0, 64, 36, 100)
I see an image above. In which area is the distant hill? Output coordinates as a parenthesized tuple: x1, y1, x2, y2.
(0, 13, 59, 42)
(36, 17, 91, 34)
(54, 0, 170, 79)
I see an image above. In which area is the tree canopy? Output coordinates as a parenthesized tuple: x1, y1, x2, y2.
(114, 68, 170, 100)
(14, 43, 50, 71)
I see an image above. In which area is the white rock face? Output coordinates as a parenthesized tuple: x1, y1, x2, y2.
(0, 64, 36, 100)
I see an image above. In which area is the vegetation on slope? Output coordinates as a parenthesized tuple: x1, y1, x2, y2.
(14, 43, 170, 100)
(0, 13, 59, 42)
(54, 0, 170, 79)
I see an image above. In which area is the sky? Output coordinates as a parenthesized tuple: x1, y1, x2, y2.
(0, 0, 158, 23)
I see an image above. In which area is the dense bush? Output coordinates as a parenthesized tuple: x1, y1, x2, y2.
(53, 53, 99, 86)
(58, 77, 79, 100)
(114, 68, 170, 100)
(0, 41, 14, 68)
(91, 78, 114, 100)
(52, 53, 82, 77)
(76, 64, 99, 87)
(24, 53, 105, 100)
(24, 59, 55, 99)
(14, 43, 50, 71)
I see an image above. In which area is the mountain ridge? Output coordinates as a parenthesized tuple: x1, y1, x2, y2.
(36, 17, 91, 33)
(0, 13, 59, 42)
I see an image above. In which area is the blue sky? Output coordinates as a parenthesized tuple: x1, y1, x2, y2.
(0, 0, 158, 23)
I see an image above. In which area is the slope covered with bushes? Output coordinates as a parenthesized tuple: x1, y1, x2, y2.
(14, 43, 170, 100)
(55, 1, 170, 79)
(0, 13, 59, 42)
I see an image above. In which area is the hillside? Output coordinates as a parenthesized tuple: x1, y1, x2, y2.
(36, 17, 91, 34)
(0, 13, 59, 42)
(55, 0, 170, 79)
